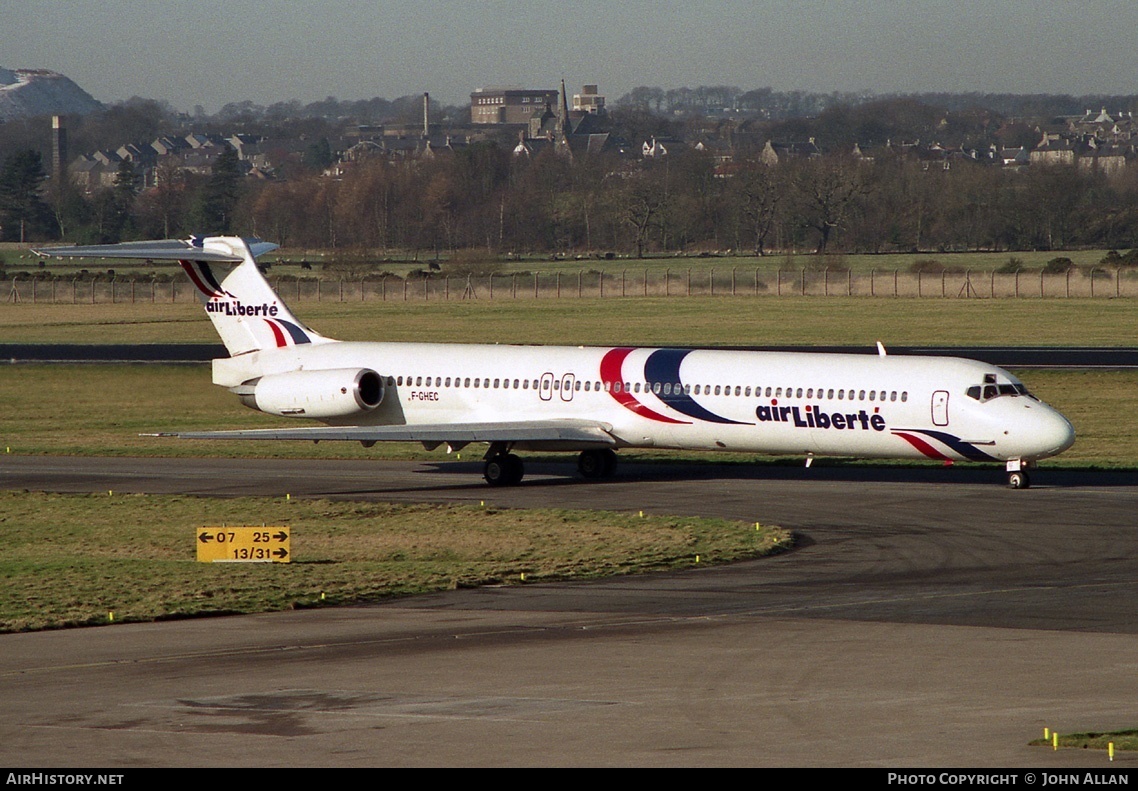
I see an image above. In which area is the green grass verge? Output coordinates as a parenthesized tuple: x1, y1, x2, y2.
(1030, 729, 1138, 752)
(0, 490, 791, 633)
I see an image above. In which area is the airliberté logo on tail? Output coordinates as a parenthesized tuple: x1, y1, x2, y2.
(205, 298, 280, 317)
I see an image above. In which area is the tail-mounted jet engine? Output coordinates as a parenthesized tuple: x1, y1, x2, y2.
(236, 368, 384, 418)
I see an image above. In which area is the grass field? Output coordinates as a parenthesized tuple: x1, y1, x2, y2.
(0, 490, 790, 632)
(3, 295, 1137, 346)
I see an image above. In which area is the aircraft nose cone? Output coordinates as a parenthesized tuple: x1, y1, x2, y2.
(1040, 409, 1076, 457)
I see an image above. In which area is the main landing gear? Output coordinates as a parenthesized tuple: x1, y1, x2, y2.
(577, 448, 618, 480)
(482, 445, 619, 486)
(483, 451, 524, 487)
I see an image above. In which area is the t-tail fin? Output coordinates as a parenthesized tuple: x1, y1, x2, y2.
(179, 236, 334, 356)
(34, 236, 335, 357)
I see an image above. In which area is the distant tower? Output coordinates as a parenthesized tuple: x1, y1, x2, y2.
(51, 115, 68, 181)
(559, 79, 570, 137)
(423, 92, 430, 138)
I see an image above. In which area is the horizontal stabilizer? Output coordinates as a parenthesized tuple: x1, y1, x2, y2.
(148, 419, 616, 447)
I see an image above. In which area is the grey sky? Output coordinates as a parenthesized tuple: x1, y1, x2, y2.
(5, 0, 1137, 113)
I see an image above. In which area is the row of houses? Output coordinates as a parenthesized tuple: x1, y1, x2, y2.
(65, 95, 1137, 194)
(69, 132, 281, 191)
(741, 134, 1133, 174)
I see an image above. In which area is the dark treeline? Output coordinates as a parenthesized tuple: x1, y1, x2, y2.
(5, 141, 1138, 256)
(240, 148, 1138, 256)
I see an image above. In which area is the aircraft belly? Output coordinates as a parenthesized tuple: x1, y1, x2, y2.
(811, 428, 896, 458)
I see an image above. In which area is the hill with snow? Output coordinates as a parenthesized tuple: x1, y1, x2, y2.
(0, 68, 103, 122)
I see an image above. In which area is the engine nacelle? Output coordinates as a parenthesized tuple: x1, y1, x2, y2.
(239, 368, 384, 419)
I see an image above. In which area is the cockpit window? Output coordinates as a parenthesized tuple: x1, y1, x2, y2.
(966, 380, 1036, 402)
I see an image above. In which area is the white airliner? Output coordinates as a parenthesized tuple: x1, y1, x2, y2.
(36, 236, 1075, 488)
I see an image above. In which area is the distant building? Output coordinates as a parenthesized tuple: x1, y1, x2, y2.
(999, 146, 1029, 168)
(471, 87, 559, 125)
(572, 85, 606, 116)
(759, 138, 821, 166)
(642, 137, 668, 158)
(51, 116, 67, 181)
(1030, 133, 1077, 167)
(1078, 139, 1130, 177)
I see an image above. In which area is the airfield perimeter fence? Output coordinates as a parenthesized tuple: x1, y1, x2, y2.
(4, 267, 1137, 304)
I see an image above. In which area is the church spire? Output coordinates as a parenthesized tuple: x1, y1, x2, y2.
(559, 79, 571, 138)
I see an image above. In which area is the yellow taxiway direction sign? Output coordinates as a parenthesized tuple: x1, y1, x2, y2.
(197, 527, 291, 563)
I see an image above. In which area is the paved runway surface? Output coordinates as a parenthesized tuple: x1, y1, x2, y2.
(3, 455, 1138, 767)
(5, 343, 1138, 367)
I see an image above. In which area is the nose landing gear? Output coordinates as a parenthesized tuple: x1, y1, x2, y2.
(1007, 470, 1031, 489)
(1006, 459, 1032, 489)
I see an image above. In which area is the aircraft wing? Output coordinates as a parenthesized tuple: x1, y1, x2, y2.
(153, 419, 617, 448)
(32, 238, 279, 262)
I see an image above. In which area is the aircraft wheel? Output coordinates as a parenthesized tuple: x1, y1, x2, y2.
(601, 448, 618, 477)
(484, 457, 508, 486)
(484, 454, 524, 486)
(1007, 471, 1031, 490)
(578, 449, 617, 479)
(503, 453, 524, 485)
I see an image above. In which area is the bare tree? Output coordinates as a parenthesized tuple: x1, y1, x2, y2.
(791, 157, 870, 253)
(732, 159, 783, 255)
(620, 167, 669, 258)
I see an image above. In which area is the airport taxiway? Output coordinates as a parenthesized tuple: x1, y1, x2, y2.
(2, 456, 1137, 766)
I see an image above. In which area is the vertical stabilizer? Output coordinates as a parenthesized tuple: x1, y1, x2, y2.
(180, 236, 334, 356)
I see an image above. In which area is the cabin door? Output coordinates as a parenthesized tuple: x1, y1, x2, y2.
(931, 390, 950, 426)
(538, 372, 554, 402)
(560, 373, 576, 402)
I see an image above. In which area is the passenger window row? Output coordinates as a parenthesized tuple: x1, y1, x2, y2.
(692, 385, 908, 403)
(390, 375, 908, 403)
